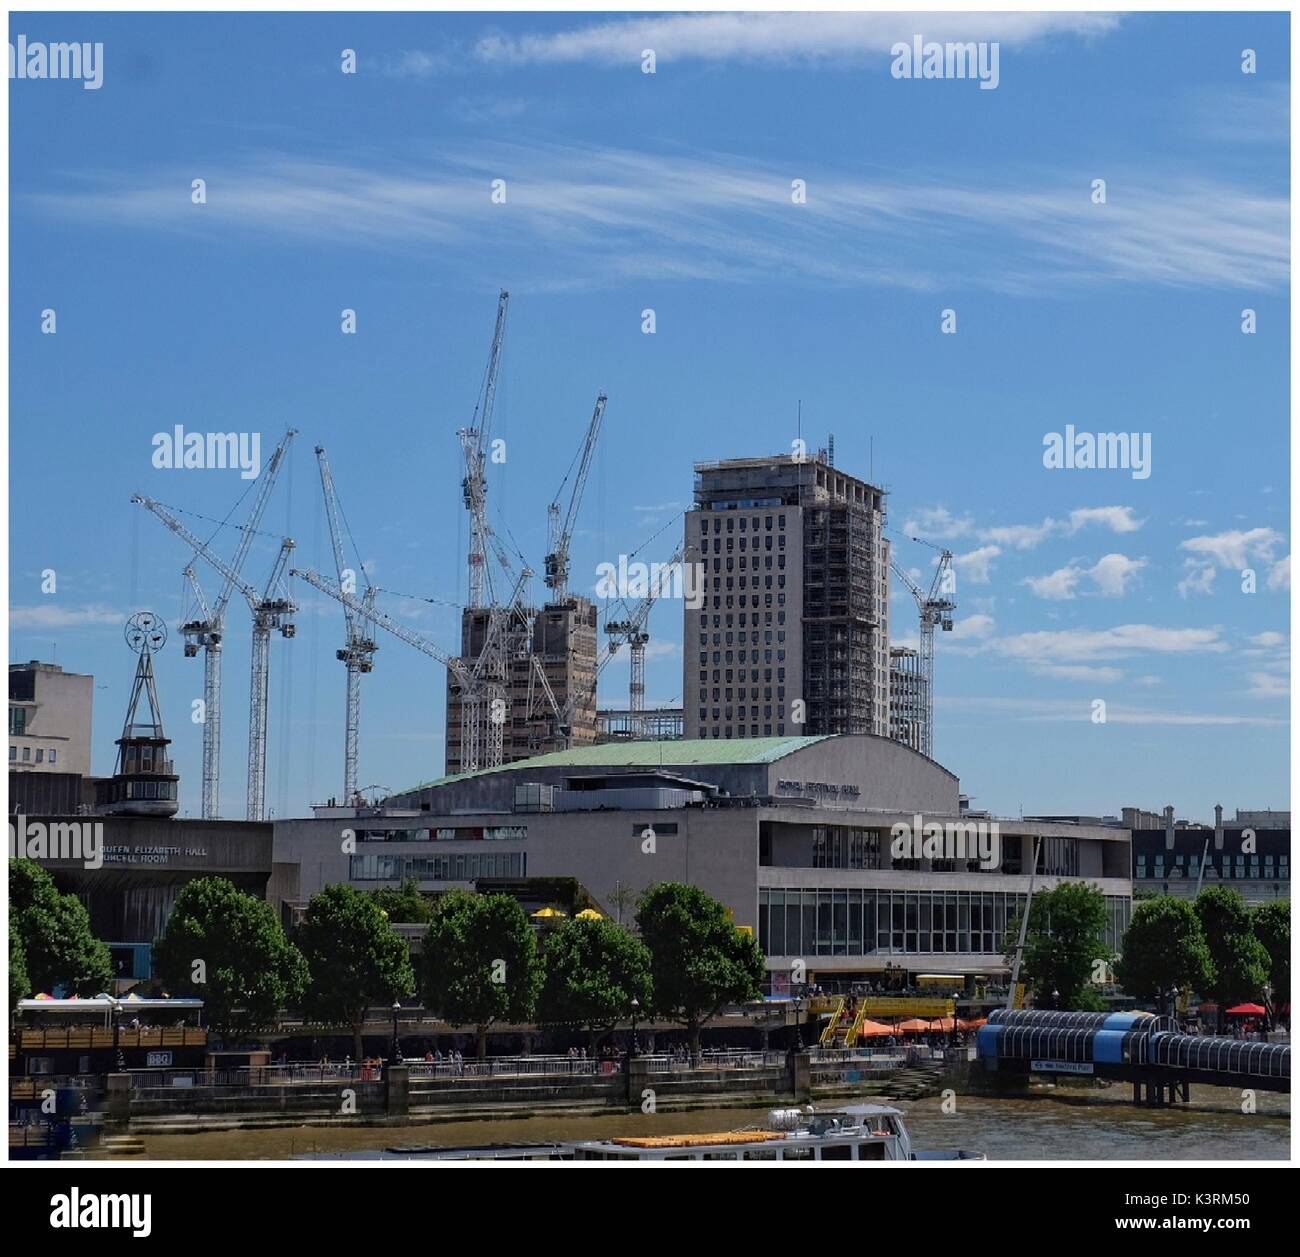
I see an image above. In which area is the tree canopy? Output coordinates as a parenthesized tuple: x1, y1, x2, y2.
(1114, 895, 1211, 1007)
(9, 858, 113, 996)
(1006, 881, 1110, 1011)
(368, 878, 433, 925)
(10, 920, 30, 1008)
(153, 877, 308, 1041)
(1194, 886, 1269, 1022)
(420, 892, 541, 1059)
(297, 883, 416, 1061)
(1252, 899, 1290, 1020)
(636, 881, 765, 1057)
(538, 916, 652, 1052)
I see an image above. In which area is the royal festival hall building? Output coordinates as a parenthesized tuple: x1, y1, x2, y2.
(271, 734, 1133, 988)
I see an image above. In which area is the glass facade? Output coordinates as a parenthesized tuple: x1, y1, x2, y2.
(811, 826, 881, 869)
(350, 851, 526, 881)
(758, 888, 1131, 958)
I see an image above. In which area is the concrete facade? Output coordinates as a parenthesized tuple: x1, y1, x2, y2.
(273, 735, 1131, 984)
(9, 661, 93, 777)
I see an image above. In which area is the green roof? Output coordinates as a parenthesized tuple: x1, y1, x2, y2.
(397, 735, 833, 796)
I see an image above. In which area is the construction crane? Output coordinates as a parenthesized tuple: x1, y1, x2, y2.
(890, 538, 956, 759)
(315, 446, 377, 804)
(131, 428, 296, 818)
(134, 494, 297, 821)
(605, 539, 685, 738)
(458, 289, 509, 611)
(294, 567, 528, 774)
(545, 392, 608, 602)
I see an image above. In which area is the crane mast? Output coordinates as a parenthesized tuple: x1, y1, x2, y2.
(134, 484, 296, 820)
(458, 290, 509, 611)
(295, 568, 516, 775)
(545, 392, 608, 602)
(315, 446, 377, 804)
(605, 540, 685, 738)
(890, 540, 955, 759)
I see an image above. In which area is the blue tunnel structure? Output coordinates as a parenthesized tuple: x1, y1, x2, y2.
(976, 1009, 1289, 1102)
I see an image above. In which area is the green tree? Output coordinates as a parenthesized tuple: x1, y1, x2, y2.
(1252, 899, 1290, 1025)
(153, 877, 307, 1042)
(636, 882, 765, 1059)
(1006, 881, 1111, 1011)
(368, 878, 433, 925)
(420, 892, 541, 1060)
(1114, 895, 1211, 1011)
(10, 920, 30, 1008)
(297, 883, 417, 1062)
(9, 858, 113, 995)
(1194, 886, 1269, 1031)
(538, 917, 652, 1054)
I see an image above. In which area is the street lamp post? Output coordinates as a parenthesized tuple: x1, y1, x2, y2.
(390, 1002, 402, 1066)
(629, 998, 640, 1059)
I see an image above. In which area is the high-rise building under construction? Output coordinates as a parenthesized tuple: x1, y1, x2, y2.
(683, 452, 891, 741)
(444, 597, 599, 776)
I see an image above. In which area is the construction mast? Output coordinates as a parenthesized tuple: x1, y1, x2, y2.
(890, 539, 955, 759)
(315, 445, 377, 804)
(605, 540, 684, 738)
(135, 493, 296, 820)
(458, 289, 509, 611)
(132, 429, 295, 818)
(544, 392, 608, 603)
(295, 567, 528, 774)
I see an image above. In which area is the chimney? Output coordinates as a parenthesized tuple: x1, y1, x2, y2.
(1214, 803, 1224, 851)
(1164, 804, 1175, 850)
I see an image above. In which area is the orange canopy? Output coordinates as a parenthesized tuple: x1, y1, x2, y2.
(854, 1019, 895, 1038)
(894, 1018, 933, 1033)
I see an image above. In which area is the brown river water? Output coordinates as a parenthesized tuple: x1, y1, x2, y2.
(140, 1083, 1289, 1162)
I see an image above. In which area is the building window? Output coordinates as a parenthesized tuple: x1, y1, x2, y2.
(48, 748, 56, 764)
(9, 707, 26, 736)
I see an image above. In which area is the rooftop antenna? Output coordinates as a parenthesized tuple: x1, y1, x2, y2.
(797, 400, 802, 444)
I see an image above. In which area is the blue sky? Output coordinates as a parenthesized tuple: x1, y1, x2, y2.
(8, 10, 1290, 822)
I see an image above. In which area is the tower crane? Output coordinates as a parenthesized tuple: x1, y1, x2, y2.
(131, 428, 296, 818)
(294, 567, 529, 774)
(545, 392, 608, 603)
(458, 289, 509, 611)
(604, 539, 685, 738)
(134, 492, 296, 821)
(315, 446, 377, 804)
(889, 538, 956, 759)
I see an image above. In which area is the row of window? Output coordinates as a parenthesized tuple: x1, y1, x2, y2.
(700, 726, 788, 738)
(703, 534, 787, 553)
(99, 779, 177, 802)
(757, 889, 1132, 958)
(700, 513, 786, 532)
(9, 745, 57, 764)
(350, 852, 527, 881)
(357, 826, 527, 843)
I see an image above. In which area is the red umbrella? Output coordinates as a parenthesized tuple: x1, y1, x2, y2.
(1225, 1003, 1267, 1016)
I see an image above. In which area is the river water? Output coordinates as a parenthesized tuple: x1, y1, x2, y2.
(140, 1083, 1289, 1162)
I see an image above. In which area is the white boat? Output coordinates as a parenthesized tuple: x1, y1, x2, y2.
(564, 1104, 984, 1162)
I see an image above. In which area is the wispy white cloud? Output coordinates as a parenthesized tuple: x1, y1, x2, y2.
(902, 505, 972, 541)
(30, 145, 1287, 294)
(1181, 526, 1284, 569)
(473, 12, 1121, 67)
(980, 623, 1228, 664)
(938, 695, 1283, 726)
(952, 545, 1000, 584)
(1067, 505, 1143, 534)
(10, 603, 122, 629)
(1089, 553, 1146, 597)
(1025, 564, 1083, 600)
